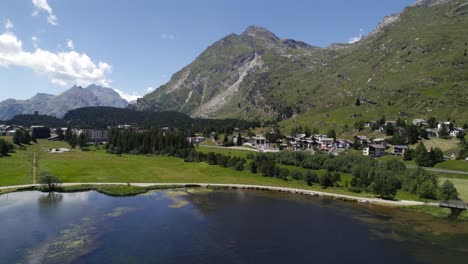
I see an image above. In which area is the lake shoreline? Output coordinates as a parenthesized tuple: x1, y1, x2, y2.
(2, 182, 466, 220)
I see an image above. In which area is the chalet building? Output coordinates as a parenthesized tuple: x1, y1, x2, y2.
(393, 145, 409, 156)
(354, 135, 369, 145)
(373, 138, 388, 148)
(363, 144, 386, 158)
(319, 138, 334, 150)
(249, 136, 266, 148)
(333, 139, 353, 150)
(79, 129, 108, 142)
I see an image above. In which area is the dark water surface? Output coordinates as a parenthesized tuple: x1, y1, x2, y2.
(0, 189, 467, 263)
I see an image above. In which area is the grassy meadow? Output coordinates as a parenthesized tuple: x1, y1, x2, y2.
(1, 136, 467, 202)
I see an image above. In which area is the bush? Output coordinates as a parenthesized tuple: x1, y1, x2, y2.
(305, 171, 318, 186)
(290, 170, 303, 180)
(233, 160, 245, 171)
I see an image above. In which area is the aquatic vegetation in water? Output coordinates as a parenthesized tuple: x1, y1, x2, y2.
(25, 206, 139, 263)
(164, 191, 189, 208)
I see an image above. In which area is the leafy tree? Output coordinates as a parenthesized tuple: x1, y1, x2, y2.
(440, 180, 459, 201)
(419, 128, 428, 140)
(290, 170, 303, 180)
(418, 181, 438, 200)
(458, 142, 468, 160)
(403, 148, 414, 161)
(305, 171, 318, 186)
(22, 131, 31, 144)
(377, 115, 386, 126)
(319, 172, 340, 188)
(407, 124, 419, 145)
(31, 130, 37, 143)
(304, 126, 312, 137)
(0, 139, 14, 157)
(355, 98, 361, 106)
(77, 132, 89, 148)
(327, 129, 337, 141)
(236, 132, 243, 146)
(396, 118, 406, 128)
(384, 122, 395, 136)
(39, 172, 62, 192)
(13, 130, 23, 145)
(249, 161, 258, 173)
(372, 172, 398, 199)
(233, 160, 245, 171)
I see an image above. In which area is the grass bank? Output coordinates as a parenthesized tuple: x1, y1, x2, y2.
(401, 205, 468, 221)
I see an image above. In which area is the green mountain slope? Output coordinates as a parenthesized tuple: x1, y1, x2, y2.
(137, 0, 468, 127)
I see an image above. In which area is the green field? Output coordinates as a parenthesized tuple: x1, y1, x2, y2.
(2, 137, 466, 202)
(435, 160, 468, 172)
(0, 138, 376, 199)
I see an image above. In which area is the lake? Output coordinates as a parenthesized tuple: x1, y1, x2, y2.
(0, 189, 467, 263)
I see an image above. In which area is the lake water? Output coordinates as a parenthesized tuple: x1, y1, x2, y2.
(0, 189, 467, 263)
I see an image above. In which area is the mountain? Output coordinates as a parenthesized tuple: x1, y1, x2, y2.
(137, 0, 468, 128)
(0, 85, 128, 120)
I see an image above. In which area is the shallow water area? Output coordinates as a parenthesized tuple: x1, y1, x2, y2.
(0, 189, 467, 263)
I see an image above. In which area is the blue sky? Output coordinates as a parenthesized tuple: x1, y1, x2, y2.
(0, 0, 415, 101)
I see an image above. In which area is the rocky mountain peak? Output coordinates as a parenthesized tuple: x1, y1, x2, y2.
(242, 25, 280, 42)
(413, 0, 452, 8)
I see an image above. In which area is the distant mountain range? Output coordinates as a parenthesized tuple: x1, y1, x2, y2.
(0, 85, 128, 120)
(136, 0, 468, 127)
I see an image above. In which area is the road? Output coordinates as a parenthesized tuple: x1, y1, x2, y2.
(0, 182, 434, 207)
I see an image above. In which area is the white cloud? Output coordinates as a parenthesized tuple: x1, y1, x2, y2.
(0, 32, 112, 87)
(32, 36, 39, 49)
(147, 86, 155, 92)
(348, 29, 365, 44)
(66, 39, 74, 50)
(161, 33, 175, 40)
(4, 19, 13, 30)
(113, 88, 142, 102)
(32, 0, 58, 25)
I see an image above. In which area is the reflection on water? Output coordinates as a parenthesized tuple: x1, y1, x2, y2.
(37, 192, 63, 208)
(0, 189, 467, 263)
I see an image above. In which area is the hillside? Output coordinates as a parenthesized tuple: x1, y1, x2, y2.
(137, 0, 468, 128)
(0, 85, 128, 120)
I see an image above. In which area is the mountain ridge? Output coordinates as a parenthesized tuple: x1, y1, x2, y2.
(0, 85, 128, 120)
(137, 0, 468, 127)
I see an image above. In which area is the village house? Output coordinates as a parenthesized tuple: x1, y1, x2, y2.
(354, 135, 369, 145)
(373, 138, 388, 148)
(449, 128, 462, 138)
(248, 136, 267, 148)
(318, 137, 334, 150)
(333, 139, 353, 151)
(363, 144, 386, 158)
(393, 145, 409, 156)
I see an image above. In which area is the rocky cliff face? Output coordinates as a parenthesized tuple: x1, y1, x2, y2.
(138, 0, 468, 125)
(0, 85, 128, 120)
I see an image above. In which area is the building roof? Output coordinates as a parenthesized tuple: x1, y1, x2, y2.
(394, 145, 409, 149)
(368, 144, 386, 149)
